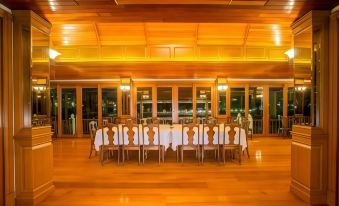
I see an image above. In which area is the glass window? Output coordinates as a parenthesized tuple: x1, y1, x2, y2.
(82, 88, 98, 134)
(102, 88, 118, 123)
(218, 90, 226, 115)
(157, 87, 172, 123)
(62, 88, 76, 135)
(269, 87, 283, 134)
(288, 87, 295, 116)
(196, 87, 211, 118)
(230, 88, 245, 118)
(249, 87, 263, 134)
(178, 87, 193, 118)
(137, 87, 152, 122)
(294, 88, 311, 124)
(50, 88, 58, 134)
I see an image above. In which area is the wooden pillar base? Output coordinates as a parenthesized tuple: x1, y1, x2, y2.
(14, 126, 54, 206)
(290, 125, 328, 204)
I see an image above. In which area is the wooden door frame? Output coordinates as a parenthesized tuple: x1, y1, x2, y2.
(0, 14, 4, 206)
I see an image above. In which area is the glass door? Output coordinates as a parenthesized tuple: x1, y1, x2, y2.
(196, 87, 211, 119)
(269, 87, 283, 134)
(61, 88, 76, 135)
(157, 87, 172, 124)
(178, 87, 193, 123)
(102, 88, 118, 124)
(249, 87, 263, 134)
(82, 88, 98, 134)
(137, 87, 152, 123)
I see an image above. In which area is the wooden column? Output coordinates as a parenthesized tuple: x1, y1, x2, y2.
(57, 84, 62, 137)
(290, 11, 330, 205)
(263, 86, 270, 136)
(152, 85, 157, 118)
(76, 86, 83, 137)
(172, 86, 178, 123)
(283, 85, 288, 117)
(192, 84, 197, 118)
(245, 85, 249, 118)
(97, 84, 102, 128)
(12, 11, 54, 206)
(0, 7, 15, 206)
(327, 9, 339, 206)
(226, 87, 231, 116)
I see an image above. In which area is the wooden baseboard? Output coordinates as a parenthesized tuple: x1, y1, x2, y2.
(15, 181, 55, 206)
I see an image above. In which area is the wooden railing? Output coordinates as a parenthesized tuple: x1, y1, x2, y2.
(270, 118, 281, 134)
(82, 119, 98, 134)
(252, 119, 263, 134)
(62, 119, 76, 135)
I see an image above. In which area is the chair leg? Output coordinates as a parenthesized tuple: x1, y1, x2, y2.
(181, 148, 184, 163)
(223, 149, 226, 164)
(122, 147, 125, 165)
(138, 149, 140, 165)
(142, 146, 145, 165)
(162, 147, 165, 163)
(246, 147, 250, 159)
(89, 144, 93, 159)
(117, 148, 120, 165)
(158, 148, 160, 165)
(100, 150, 104, 166)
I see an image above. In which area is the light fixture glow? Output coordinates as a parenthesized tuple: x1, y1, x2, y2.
(49, 49, 61, 59)
(272, 24, 281, 46)
(284, 49, 295, 59)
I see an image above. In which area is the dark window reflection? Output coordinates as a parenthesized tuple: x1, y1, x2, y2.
(50, 88, 58, 133)
(82, 88, 98, 134)
(137, 87, 152, 122)
(231, 88, 245, 118)
(157, 87, 172, 123)
(288, 87, 295, 116)
(62, 88, 76, 135)
(178, 87, 193, 117)
(269, 87, 283, 134)
(249, 87, 263, 134)
(102, 88, 118, 123)
(196, 87, 211, 118)
(218, 90, 226, 115)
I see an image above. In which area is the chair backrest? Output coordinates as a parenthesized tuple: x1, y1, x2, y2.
(152, 117, 160, 124)
(225, 123, 240, 145)
(107, 123, 119, 146)
(102, 119, 109, 127)
(241, 119, 250, 141)
(122, 121, 140, 146)
(89, 127, 97, 141)
(207, 117, 217, 124)
(225, 116, 233, 124)
(203, 123, 219, 145)
(281, 116, 288, 128)
(182, 123, 199, 145)
(142, 124, 160, 146)
(89, 120, 97, 132)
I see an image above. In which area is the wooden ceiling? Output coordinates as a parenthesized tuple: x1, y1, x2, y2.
(2, 0, 337, 79)
(49, 23, 291, 47)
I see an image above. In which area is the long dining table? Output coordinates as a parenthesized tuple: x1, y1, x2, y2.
(94, 124, 247, 152)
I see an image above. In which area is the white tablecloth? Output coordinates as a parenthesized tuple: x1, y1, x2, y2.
(94, 124, 172, 151)
(94, 124, 247, 152)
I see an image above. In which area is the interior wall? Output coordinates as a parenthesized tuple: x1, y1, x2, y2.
(0, 15, 4, 206)
(0, 6, 14, 206)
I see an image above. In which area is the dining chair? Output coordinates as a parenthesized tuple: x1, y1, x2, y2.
(222, 123, 242, 164)
(142, 124, 165, 164)
(241, 119, 250, 159)
(100, 124, 120, 165)
(122, 121, 141, 164)
(177, 123, 200, 164)
(88, 126, 97, 158)
(88, 121, 98, 158)
(102, 119, 109, 127)
(152, 117, 160, 124)
(202, 122, 220, 163)
(278, 116, 290, 138)
(225, 116, 233, 124)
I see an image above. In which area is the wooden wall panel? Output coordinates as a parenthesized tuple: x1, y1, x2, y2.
(79, 48, 99, 59)
(150, 47, 171, 58)
(125, 46, 146, 59)
(198, 47, 219, 58)
(221, 47, 243, 59)
(174, 47, 195, 58)
(246, 47, 266, 59)
(101, 46, 123, 59)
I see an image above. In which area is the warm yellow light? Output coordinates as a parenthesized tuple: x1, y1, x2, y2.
(49, 49, 61, 59)
(284, 49, 295, 59)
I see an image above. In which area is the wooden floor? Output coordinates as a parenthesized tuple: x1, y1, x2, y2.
(38, 137, 308, 206)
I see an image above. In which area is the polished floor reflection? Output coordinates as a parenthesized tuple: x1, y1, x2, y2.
(38, 137, 307, 206)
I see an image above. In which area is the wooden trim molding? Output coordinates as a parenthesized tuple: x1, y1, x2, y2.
(0, 7, 14, 206)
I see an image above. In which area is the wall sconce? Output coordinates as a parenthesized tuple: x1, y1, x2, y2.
(217, 77, 228, 91)
(284, 48, 295, 59)
(142, 90, 150, 99)
(49, 49, 61, 59)
(200, 90, 207, 99)
(294, 78, 307, 91)
(120, 77, 131, 92)
(32, 78, 47, 92)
